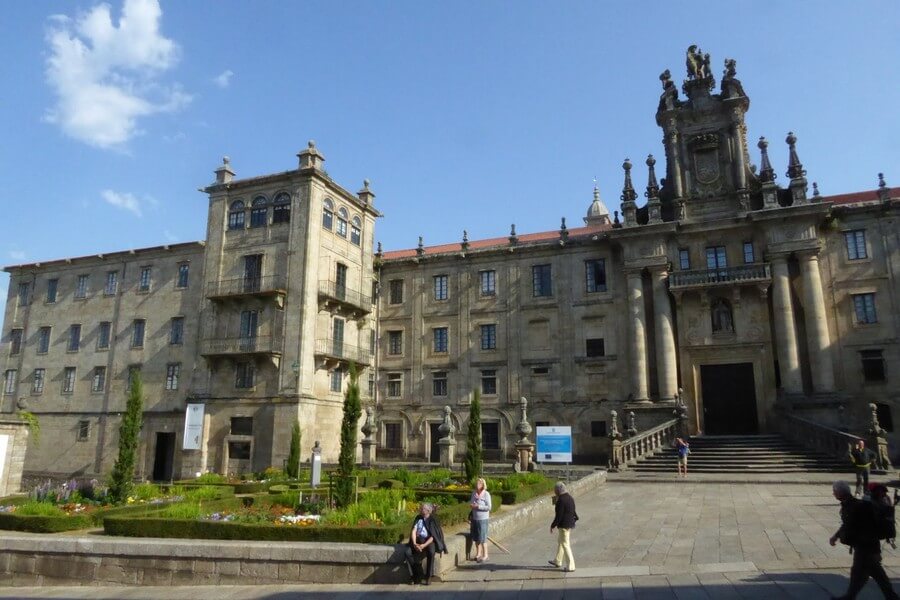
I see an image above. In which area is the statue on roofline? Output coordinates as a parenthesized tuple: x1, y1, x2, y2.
(686, 45, 711, 80)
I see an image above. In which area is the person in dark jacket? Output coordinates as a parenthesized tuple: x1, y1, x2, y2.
(405, 503, 446, 585)
(829, 480, 899, 600)
(850, 440, 876, 497)
(548, 481, 578, 572)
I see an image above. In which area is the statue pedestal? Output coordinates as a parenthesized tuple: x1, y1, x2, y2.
(514, 442, 534, 473)
(360, 439, 376, 468)
(609, 437, 624, 472)
(438, 438, 455, 468)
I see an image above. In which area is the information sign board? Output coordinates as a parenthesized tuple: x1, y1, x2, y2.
(535, 426, 572, 463)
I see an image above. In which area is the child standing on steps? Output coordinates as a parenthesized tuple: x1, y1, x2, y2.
(675, 437, 690, 478)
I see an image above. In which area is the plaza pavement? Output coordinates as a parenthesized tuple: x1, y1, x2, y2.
(4, 479, 900, 599)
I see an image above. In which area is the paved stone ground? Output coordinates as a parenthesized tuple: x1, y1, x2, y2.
(5, 481, 900, 598)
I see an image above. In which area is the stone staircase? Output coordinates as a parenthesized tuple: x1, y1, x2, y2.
(629, 434, 852, 473)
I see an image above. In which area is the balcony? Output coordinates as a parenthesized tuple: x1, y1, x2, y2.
(668, 263, 772, 291)
(314, 337, 372, 368)
(318, 280, 372, 317)
(207, 275, 287, 301)
(200, 334, 282, 358)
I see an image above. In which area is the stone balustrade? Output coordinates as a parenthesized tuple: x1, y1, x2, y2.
(612, 419, 679, 470)
(774, 412, 862, 462)
(668, 262, 771, 290)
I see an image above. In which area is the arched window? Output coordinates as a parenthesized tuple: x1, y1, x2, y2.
(272, 192, 291, 224)
(711, 298, 734, 333)
(336, 207, 349, 237)
(350, 216, 362, 245)
(228, 200, 245, 230)
(249, 196, 267, 228)
(322, 198, 334, 230)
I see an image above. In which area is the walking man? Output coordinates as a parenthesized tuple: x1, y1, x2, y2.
(850, 440, 875, 497)
(548, 481, 578, 573)
(828, 480, 899, 599)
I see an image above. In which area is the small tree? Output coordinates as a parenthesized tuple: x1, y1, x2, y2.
(286, 419, 301, 479)
(334, 363, 361, 507)
(464, 389, 483, 483)
(109, 372, 145, 504)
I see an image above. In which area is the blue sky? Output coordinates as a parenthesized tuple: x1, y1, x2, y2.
(2, 0, 899, 303)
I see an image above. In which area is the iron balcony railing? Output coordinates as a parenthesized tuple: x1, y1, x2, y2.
(200, 334, 282, 357)
(668, 262, 771, 291)
(207, 274, 287, 299)
(314, 337, 372, 366)
(318, 280, 372, 313)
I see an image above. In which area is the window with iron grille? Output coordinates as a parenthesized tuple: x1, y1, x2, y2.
(389, 280, 404, 304)
(481, 369, 497, 395)
(132, 319, 146, 348)
(480, 270, 496, 296)
(235, 362, 255, 389)
(92, 367, 106, 392)
(586, 338, 605, 357)
(105, 271, 118, 296)
(387, 373, 402, 397)
(97, 322, 110, 350)
(176, 263, 190, 288)
(585, 259, 607, 293)
(165, 363, 180, 391)
(433, 327, 448, 353)
(17, 282, 30, 306)
(9, 329, 22, 355)
(170, 317, 184, 345)
(139, 267, 152, 292)
(384, 422, 402, 449)
(77, 420, 90, 441)
(480, 324, 497, 350)
(481, 422, 500, 450)
(742, 242, 755, 264)
(388, 331, 403, 355)
(845, 230, 868, 260)
(861, 350, 886, 382)
(230, 417, 253, 435)
(38, 327, 51, 354)
(75, 274, 89, 299)
(330, 367, 343, 393)
(852, 293, 877, 324)
(63, 367, 76, 393)
(433, 274, 449, 301)
(46, 279, 58, 303)
(532, 264, 552, 297)
(32, 369, 45, 394)
(68, 324, 81, 352)
(433, 371, 448, 397)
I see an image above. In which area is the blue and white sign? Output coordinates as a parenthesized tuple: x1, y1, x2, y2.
(536, 426, 572, 463)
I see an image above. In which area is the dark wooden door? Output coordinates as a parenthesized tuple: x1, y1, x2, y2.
(700, 363, 758, 435)
(429, 423, 441, 463)
(152, 432, 176, 481)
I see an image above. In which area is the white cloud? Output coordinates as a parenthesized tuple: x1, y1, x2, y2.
(44, 0, 191, 149)
(8, 250, 26, 261)
(101, 189, 144, 217)
(213, 70, 233, 88)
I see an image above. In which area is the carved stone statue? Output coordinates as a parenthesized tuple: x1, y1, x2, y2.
(723, 58, 737, 79)
(660, 69, 674, 91)
(686, 45, 710, 80)
(438, 405, 456, 441)
(869, 402, 885, 436)
(609, 410, 621, 440)
(626, 411, 638, 437)
(711, 298, 734, 333)
(361, 406, 375, 442)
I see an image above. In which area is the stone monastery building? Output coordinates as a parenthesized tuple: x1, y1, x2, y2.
(2, 49, 899, 481)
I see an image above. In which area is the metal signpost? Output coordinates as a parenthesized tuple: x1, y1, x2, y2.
(536, 425, 573, 481)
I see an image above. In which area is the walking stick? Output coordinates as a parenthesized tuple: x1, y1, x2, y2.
(488, 536, 511, 554)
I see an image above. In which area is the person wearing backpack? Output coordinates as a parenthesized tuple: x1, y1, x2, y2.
(828, 480, 899, 600)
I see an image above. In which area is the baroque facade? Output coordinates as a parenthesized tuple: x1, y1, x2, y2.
(2, 49, 899, 480)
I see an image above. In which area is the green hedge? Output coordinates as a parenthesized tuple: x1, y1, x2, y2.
(412, 481, 552, 506)
(498, 480, 555, 504)
(0, 512, 93, 533)
(104, 516, 407, 544)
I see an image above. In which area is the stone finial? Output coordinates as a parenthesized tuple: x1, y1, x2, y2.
(416, 236, 424, 257)
(357, 179, 375, 205)
(613, 210, 621, 227)
(877, 173, 891, 203)
(461, 230, 469, 252)
(869, 403, 885, 436)
(645, 155, 659, 198)
(559, 217, 569, 241)
(214, 155, 235, 184)
(812, 182, 820, 199)
(757, 137, 776, 183)
(298, 140, 325, 170)
(626, 411, 638, 437)
(375, 241, 383, 259)
(620, 158, 638, 227)
(515, 397, 532, 444)
(785, 132, 806, 179)
(438, 405, 456, 441)
(609, 410, 621, 440)
(508, 223, 518, 245)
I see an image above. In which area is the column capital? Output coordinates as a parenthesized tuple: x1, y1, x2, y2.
(765, 252, 790, 265)
(624, 267, 645, 278)
(795, 247, 821, 261)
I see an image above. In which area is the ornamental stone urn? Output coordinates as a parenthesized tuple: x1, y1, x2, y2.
(513, 397, 535, 472)
(360, 406, 376, 467)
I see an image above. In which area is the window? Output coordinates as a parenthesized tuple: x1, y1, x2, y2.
(480, 324, 497, 350)
(335, 263, 348, 298)
(482, 422, 500, 450)
(165, 363, 180, 390)
(132, 319, 146, 348)
(532, 366, 549, 375)
(322, 198, 334, 230)
(46, 279, 58, 303)
(272, 193, 291, 224)
(228, 441, 252, 459)
(249, 196, 267, 227)
(388, 331, 403, 355)
(240, 311, 259, 346)
(228, 200, 245, 230)
(336, 208, 348, 237)
(845, 230, 868, 260)
(243, 254, 263, 292)
(853, 293, 877, 324)
(97, 322, 110, 350)
(876, 403, 894, 432)
(480, 270, 496, 296)
(585, 259, 607, 293)
(532, 264, 552, 297)
(350, 216, 362, 245)
(32, 369, 45, 394)
(63, 367, 76, 393)
(169, 317, 184, 345)
(105, 271, 118, 296)
(861, 350, 886, 382)
(591, 421, 607, 437)
(433, 327, 448, 353)
(126, 365, 141, 392)
(433, 274, 448, 301)
(330, 367, 343, 393)
(706, 246, 727, 270)
(433, 371, 448, 397)
(91, 367, 106, 392)
(17, 282, 30, 306)
(230, 417, 253, 435)
(176, 263, 190, 288)
(586, 338, 605, 357)
(387, 373, 402, 397)
(743, 242, 755, 264)
(389, 280, 404, 304)
(678, 249, 690, 270)
(139, 267, 152, 292)
(384, 423, 402, 449)
(68, 325, 81, 352)
(370, 329, 376, 354)
(75, 274, 89, 299)
(368, 372, 376, 397)
(235, 362, 255, 388)
(9, 329, 22, 355)
(77, 420, 90, 441)
(481, 369, 497, 395)
(38, 326, 51, 354)
(3, 370, 16, 395)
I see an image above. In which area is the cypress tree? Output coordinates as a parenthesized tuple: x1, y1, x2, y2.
(286, 419, 301, 479)
(464, 389, 483, 483)
(109, 372, 145, 504)
(334, 363, 361, 507)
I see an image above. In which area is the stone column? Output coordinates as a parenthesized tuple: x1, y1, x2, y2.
(626, 270, 649, 401)
(651, 270, 678, 401)
(770, 256, 802, 394)
(798, 251, 834, 393)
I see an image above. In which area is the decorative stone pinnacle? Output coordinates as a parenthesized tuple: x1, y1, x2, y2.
(877, 173, 891, 203)
(613, 210, 621, 226)
(879, 173, 887, 189)
(509, 223, 518, 245)
(645, 154, 659, 198)
(620, 158, 637, 203)
(222, 156, 230, 166)
(812, 182, 820, 198)
(461, 230, 469, 251)
(560, 217, 567, 231)
(376, 241, 383, 257)
(363, 178, 370, 189)
(416, 236, 424, 257)
(515, 397, 533, 444)
(308, 140, 316, 149)
(758, 137, 775, 183)
(785, 131, 806, 179)
(559, 217, 569, 241)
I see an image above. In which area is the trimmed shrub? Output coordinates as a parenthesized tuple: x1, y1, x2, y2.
(0, 513, 92, 533)
(377, 479, 404, 490)
(268, 484, 290, 495)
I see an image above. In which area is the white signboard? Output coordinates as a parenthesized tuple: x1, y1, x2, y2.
(536, 426, 573, 463)
(0, 434, 8, 483)
(183, 404, 205, 450)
